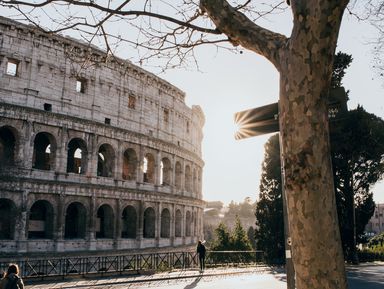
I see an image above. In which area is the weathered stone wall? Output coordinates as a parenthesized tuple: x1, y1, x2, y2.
(0, 16, 205, 254)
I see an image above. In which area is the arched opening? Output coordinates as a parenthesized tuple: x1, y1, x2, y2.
(96, 204, 114, 238)
(122, 148, 138, 181)
(160, 158, 171, 186)
(67, 138, 88, 174)
(32, 132, 56, 170)
(121, 205, 137, 238)
(28, 200, 54, 239)
(185, 165, 192, 192)
(0, 198, 16, 239)
(0, 126, 16, 167)
(175, 209, 182, 238)
(143, 207, 155, 238)
(97, 144, 115, 177)
(143, 153, 155, 183)
(160, 208, 171, 238)
(175, 162, 182, 190)
(185, 211, 191, 237)
(64, 202, 86, 239)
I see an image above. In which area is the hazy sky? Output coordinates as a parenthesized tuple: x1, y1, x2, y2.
(162, 11, 384, 205)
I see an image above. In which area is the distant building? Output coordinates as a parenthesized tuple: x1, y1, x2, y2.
(203, 200, 255, 232)
(365, 203, 384, 236)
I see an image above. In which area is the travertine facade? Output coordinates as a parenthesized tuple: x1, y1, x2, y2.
(365, 203, 384, 236)
(0, 16, 205, 254)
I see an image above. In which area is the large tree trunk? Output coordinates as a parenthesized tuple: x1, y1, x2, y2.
(200, 0, 349, 288)
(278, 2, 348, 288)
(279, 55, 347, 289)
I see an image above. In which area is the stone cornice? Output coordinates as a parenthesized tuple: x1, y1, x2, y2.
(0, 174, 205, 208)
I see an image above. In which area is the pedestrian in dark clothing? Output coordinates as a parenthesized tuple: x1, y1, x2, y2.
(0, 263, 24, 289)
(196, 240, 206, 273)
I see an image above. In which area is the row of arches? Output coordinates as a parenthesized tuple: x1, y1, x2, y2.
(0, 126, 202, 194)
(0, 198, 198, 241)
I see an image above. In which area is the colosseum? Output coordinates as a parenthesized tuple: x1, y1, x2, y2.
(0, 16, 205, 255)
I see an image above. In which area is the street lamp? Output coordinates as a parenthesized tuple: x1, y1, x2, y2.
(233, 87, 348, 289)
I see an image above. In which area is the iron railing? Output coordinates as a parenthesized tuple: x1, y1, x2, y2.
(0, 250, 264, 280)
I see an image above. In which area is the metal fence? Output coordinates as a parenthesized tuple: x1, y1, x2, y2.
(0, 250, 264, 280)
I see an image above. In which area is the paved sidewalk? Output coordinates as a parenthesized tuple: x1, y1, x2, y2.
(25, 266, 273, 289)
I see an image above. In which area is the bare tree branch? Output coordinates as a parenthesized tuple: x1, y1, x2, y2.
(200, 0, 287, 68)
(0, 0, 287, 72)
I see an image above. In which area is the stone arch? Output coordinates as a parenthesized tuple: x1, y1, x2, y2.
(175, 161, 182, 190)
(64, 202, 87, 239)
(143, 153, 155, 183)
(67, 138, 88, 174)
(160, 208, 170, 238)
(143, 207, 156, 238)
(32, 132, 56, 170)
(185, 210, 192, 237)
(175, 209, 182, 238)
(0, 126, 17, 167)
(28, 200, 54, 239)
(97, 143, 115, 177)
(121, 205, 137, 238)
(0, 198, 17, 239)
(185, 165, 192, 192)
(122, 148, 138, 181)
(96, 204, 114, 239)
(160, 157, 171, 186)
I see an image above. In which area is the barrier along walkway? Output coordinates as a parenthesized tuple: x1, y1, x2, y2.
(0, 250, 265, 281)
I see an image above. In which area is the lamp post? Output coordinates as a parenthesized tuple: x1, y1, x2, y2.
(233, 87, 348, 289)
(234, 101, 295, 289)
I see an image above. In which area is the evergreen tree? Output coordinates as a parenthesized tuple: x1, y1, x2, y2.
(330, 106, 384, 262)
(211, 217, 253, 251)
(247, 226, 257, 250)
(231, 216, 253, 251)
(211, 222, 232, 251)
(255, 107, 384, 263)
(254, 134, 285, 264)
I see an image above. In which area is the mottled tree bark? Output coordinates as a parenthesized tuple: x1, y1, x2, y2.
(200, 0, 349, 288)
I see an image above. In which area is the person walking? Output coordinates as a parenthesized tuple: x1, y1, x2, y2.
(196, 240, 206, 273)
(0, 264, 24, 289)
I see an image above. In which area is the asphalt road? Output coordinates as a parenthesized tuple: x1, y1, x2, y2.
(347, 263, 384, 289)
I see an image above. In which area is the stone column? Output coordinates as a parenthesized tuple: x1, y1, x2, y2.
(88, 133, 97, 178)
(155, 202, 160, 247)
(171, 155, 176, 194)
(137, 145, 144, 183)
(22, 121, 33, 169)
(155, 150, 161, 186)
(182, 205, 186, 245)
(170, 203, 175, 247)
(115, 140, 123, 180)
(181, 160, 186, 195)
(55, 193, 65, 252)
(56, 126, 68, 173)
(137, 201, 144, 248)
(88, 193, 96, 250)
(16, 190, 28, 253)
(115, 197, 122, 249)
